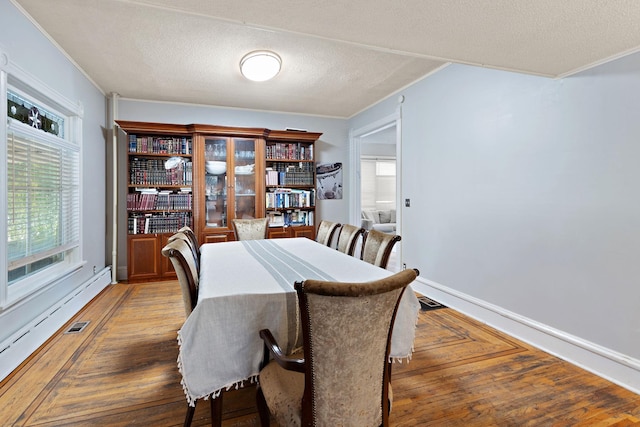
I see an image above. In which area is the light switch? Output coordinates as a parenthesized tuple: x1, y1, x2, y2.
(405, 198, 410, 207)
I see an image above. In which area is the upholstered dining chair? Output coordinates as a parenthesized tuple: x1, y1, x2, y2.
(178, 225, 200, 261)
(168, 230, 200, 273)
(232, 218, 269, 241)
(315, 220, 341, 247)
(361, 230, 402, 269)
(256, 268, 419, 427)
(161, 237, 223, 427)
(162, 238, 199, 317)
(336, 224, 366, 257)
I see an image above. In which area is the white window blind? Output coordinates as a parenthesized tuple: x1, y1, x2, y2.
(6, 124, 80, 283)
(361, 158, 396, 211)
(361, 160, 377, 210)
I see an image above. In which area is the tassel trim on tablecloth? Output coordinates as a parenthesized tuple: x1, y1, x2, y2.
(388, 301, 420, 364)
(177, 331, 260, 407)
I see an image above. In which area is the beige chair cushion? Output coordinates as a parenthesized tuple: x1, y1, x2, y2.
(232, 218, 268, 240)
(161, 238, 199, 317)
(259, 361, 305, 426)
(316, 220, 340, 247)
(361, 230, 400, 268)
(336, 224, 364, 256)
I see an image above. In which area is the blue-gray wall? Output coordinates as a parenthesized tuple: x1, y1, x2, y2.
(351, 54, 640, 369)
(0, 0, 107, 346)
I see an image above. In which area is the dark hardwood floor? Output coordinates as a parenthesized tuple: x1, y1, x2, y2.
(1, 280, 639, 426)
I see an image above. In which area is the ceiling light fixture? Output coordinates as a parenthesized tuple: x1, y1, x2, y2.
(240, 51, 281, 82)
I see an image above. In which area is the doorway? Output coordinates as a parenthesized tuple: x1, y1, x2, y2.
(350, 114, 401, 271)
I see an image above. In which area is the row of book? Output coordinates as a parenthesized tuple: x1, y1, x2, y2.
(266, 143, 313, 160)
(265, 165, 314, 186)
(130, 159, 193, 186)
(128, 212, 192, 234)
(265, 171, 314, 186)
(269, 162, 314, 173)
(266, 189, 315, 209)
(127, 190, 192, 211)
(128, 134, 192, 155)
(267, 210, 314, 227)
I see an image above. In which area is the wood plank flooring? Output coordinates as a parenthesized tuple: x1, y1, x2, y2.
(1, 280, 639, 426)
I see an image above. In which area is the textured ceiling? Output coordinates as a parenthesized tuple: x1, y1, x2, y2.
(12, 0, 640, 118)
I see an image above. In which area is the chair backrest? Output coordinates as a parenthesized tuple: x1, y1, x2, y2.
(336, 224, 365, 256)
(232, 217, 269, 241)
(168, 231, 199, 272)
(295, 268, 418, 426)
(315, 220, 341, 247)
(177, 225, 200, 259)
(361, 230, 401, 269)
(161, 238, 199, 317)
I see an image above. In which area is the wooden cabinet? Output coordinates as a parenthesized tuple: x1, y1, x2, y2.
(117, 121, 322, 281)
(264, 130, 321, 240)
(117, 121, 193, 282)
(127, 233, 178, 281)
(267, 225, 315, 239)
(191, 126, 267, 244)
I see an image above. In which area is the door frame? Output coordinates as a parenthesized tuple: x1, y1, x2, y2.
(349, 112, 402, 269)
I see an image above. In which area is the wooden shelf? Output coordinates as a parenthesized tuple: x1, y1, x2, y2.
(118, 120, 322, 281)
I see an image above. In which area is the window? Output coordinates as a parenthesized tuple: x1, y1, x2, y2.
(360, 158, 396, 211)
(1, 72, 82, 306)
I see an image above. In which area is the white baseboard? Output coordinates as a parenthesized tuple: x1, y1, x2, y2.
(412, 276, 640, 395)
(0, 267, 112, 382)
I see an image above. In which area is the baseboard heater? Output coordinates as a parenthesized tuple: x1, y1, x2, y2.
(0, 267, 111, 381)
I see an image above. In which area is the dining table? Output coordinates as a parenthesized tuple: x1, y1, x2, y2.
(176, 237, 420, 408)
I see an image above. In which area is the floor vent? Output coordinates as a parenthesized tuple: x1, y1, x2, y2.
(64, 321, 90, 334)
(418, 296, 447, 311)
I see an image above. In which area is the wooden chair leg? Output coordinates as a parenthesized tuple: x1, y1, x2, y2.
(210, 390, 223, 427)
(256, 385, 271, 427)
(184, 400, 196, 427)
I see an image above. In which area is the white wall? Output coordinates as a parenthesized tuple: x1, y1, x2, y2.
(116, 100, 349, 278)
(351, 53, 640, 391)
(0, 0, 108, 376)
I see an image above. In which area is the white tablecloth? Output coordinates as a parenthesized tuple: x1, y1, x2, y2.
(177, 237, 420, 405)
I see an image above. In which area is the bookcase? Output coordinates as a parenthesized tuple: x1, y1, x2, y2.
(265, 130, 321, 240)
(191, 125, 269, 244)
(118, 121, 194, 282)
(117, 121, 322, 281)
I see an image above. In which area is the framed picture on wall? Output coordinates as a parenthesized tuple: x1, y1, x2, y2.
(316, 162, 343, 200)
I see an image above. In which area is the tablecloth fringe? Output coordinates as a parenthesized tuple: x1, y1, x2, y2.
(388, 310, 419, 364)
(179, 375, 260, 407)
(177, 330, 259, 407)
(389, 345, 414, 364)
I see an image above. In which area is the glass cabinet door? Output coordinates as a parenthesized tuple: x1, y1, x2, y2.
(204, 138, 228, 228)
(233, 138, 257, 219)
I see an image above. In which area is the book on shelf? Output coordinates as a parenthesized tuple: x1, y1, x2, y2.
(266, 211, 285, 227)
(128, 134, 192, 155)
(129, 158, 193, 186)
(285, 209, 307, 226)
(127, 189, 192, 211)
(266, 162, 314, 186)
(128, 211, 193, 234)
(266, 142, 313, 161)
(266, 188, 315, 209)
(267, 209, 313, 227)
(265, 168, 279, 186)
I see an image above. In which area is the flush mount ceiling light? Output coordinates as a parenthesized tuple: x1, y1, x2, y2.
(240, 51, 281, 82)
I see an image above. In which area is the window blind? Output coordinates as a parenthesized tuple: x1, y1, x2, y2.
(360, 158, 396, 211)
(7, 127, 79, 278)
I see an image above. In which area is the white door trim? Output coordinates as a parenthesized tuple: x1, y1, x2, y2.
(349, 109, 402, 269)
